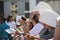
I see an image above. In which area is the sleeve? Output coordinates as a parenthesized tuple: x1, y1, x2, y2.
(29, 24, 44, 36)
(41, 30, 54, 39)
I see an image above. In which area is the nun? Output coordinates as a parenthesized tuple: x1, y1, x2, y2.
(39, 10, 59, 40)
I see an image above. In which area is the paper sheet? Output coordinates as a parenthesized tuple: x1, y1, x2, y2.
(5, 28, 16, 34)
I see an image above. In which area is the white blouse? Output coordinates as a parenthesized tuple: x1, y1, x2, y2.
(29, 23, 44, 36)
(6, 21, 16, 29)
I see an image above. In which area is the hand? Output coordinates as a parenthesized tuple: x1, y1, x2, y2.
(56, 20, 60, 26)
(24, 33, 29, 38)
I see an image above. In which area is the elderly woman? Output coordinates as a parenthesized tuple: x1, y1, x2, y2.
(25, 10, 59, 40)
(38, 10, 59, 40)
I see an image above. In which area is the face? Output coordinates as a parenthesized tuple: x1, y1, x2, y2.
(31, 19, 36, 25)
(10, 16, 14, 21)
(18, 19, 25, 25)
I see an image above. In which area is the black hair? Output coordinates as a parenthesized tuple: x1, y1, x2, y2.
(32, 14, 39, 23)
(1, 17, 6, 24)
(21, 16, 26, 21)
(7, 15, 12, 22)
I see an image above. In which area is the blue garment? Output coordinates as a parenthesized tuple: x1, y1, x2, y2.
(0, 22, 10, 39)
(0, 38, 9, 40)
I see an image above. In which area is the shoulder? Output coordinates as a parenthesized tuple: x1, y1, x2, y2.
(35, 23, 44, 28)
(1, 22, 6, 26)
(0, 22, 6, 28)
(33, 23, 44, 30)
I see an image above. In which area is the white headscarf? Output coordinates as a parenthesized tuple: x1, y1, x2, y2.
(16, 15, 22, 25)
(39, 10, 59, 28)
(34, 1, 52, 14)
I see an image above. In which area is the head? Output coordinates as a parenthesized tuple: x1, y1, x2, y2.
(18, 16, 26, 26)
(7, 15, 14, 22)
(30, 10, 40, 20)
(39, 10, 59, 30)
(31, 14, 39, 25)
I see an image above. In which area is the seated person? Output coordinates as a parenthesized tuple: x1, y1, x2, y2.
(13, 15, 33, 40)
(29, 14, 44, 36)
(24, 14, 44, 40)
(39, 10, 59, 40)
(0, 17, 10, 40)
(25, 10, 59, 40)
